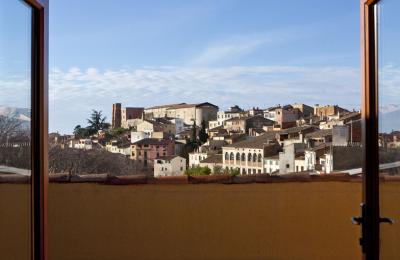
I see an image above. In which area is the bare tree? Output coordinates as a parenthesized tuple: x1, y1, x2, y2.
(0, 115, 26, 144)
(0, 115, 31, 169)
(49, 146, 142, 176)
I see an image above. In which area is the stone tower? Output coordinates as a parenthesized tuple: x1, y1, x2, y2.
(112, 103, 122, 128)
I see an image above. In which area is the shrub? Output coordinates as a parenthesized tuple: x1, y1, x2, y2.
(213, 165, 222, 175)
(185, 166, 211, 176)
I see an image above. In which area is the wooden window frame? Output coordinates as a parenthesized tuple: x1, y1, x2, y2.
(361, 0, 380, 259)
(11, 0, 386, 259)
(23, 0, 49, 260)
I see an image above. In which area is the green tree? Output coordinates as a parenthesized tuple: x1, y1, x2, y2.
(191, 120, 197, 143)
(199, 120, 209, 144)
(73, 125, 90, 138)
(109, 127, 126, 137)
(87, 110, 109, 134)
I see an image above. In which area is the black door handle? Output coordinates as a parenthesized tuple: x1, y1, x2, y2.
(351, 203, 395, 253)
(379, 217, 395, 225)
(351, 216, 363, 225)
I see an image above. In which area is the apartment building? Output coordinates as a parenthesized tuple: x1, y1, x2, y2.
(319, 112, 361, 129)
(304, 129, 333, 147)
(224, 115, 274, 134)
(314, 104, 349, 119)
(292, 103, 314, 118)
(154, 155, 186, 177)
(263, 105, 281, 121)
(131, 138, 175, 168)
(278, 142, 306, 174)
(264, 155, 279, 174)
(247, 107, 264, 116)
(137, 119, 176, 136)
(68, 139, 93, 150)
(209, 105, 245, 129)
(145, 102, 218, 126)
(222, 133, 281, 175)
(189, 151, 208, 168)
(105, 140, 131, 156)
(131, 131, 150, 143)
(278, 125, 317, 144)
(121, 118, 143, 129)
(274, 107, 301, 129)
(199, 154, 223, 173)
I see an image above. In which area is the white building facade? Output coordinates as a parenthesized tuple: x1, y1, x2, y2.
(154, 156, 186, 177)
(189, 152, 209, 168)
(145, 102, 218, 126)
(69, 139, 93, 150)
(264, 157, 279, 174)
(222, 146, 264, 175)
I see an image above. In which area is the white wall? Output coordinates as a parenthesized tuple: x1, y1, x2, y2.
(189, 152, 208, 167)
(131, 131, 150, 143)
(264, 159, 279, 174)
(154, 157, 186, 177)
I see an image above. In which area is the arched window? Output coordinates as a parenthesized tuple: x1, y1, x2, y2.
(236, 153, 240, 161)
(252, 153, 257, 162)
(258, 154, 262, 162)
(248, 153, 252, 161)
(242, 168, 246, 175)
(225, 152, 229, 160)
(241, 153, 246, 161)
(230, 152, 234, 160)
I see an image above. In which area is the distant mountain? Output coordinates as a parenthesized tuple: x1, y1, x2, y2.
(380, 107, 400, 133)
(0, 106, 30, 120)
(380, 104, 400, 114)
(0, 106, 31, 128)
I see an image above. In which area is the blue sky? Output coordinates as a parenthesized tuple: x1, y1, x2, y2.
(50, 0, 361, 69)
(1, 0, 399, 133)
(48, 0, 362, 133)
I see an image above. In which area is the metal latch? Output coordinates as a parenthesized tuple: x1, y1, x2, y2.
(351, 203, 367, 252)
(351, 203, 395, 253)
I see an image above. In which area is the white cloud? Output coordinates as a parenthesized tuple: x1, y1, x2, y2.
(190, 33, 286, 66)
(0, 78, 30, 108)
(1, 64, 364, 133)
(48, 64, 361, 109)
(379, 64, 400, 105)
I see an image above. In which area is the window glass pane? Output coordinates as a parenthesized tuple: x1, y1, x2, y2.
(0, 0, 32, 259)
(377, 0, 400, 259)
(49, 1, 362, 259)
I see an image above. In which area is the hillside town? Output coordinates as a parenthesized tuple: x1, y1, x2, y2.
(45, 101, 382, 177)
